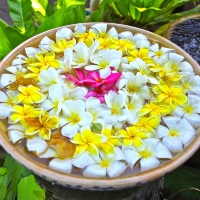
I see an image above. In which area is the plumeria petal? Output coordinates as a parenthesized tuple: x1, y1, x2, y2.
(26, 137, 48, 155)
(49, 158, 72, 174)
(83, 164, 106, 178)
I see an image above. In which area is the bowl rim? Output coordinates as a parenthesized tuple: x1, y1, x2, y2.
(0, 22, 200, 190)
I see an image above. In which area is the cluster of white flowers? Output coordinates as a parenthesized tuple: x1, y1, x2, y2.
(0, 23, 199, 178)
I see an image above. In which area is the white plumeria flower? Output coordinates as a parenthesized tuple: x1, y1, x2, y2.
(49, 151, 96, 174)
(0, 91, 18, 119)
(119, 32, 150, 48)
(168, 53, 194, 76)
(0, 65, 27, 88)
(124, 138, 172, 171)
(172, 94, 200, 128)
(155, 116, 196, 154)
(41, 84, 64, 116)
(125, 93, 144, 124)
(26, 136, 48, 155)
(86, 49, 122, 78)
(38, 67, 64, 91)
(181, 75, 200, 96)
(148, 43, 174, 64)
(122, 72, 151, 100)
(71, 41, 99, 68)
(7, 124, 25, 143)
(7, 124, 48, 155)
(60, 100, 93, 138)
(38, 36, 54, 51)
(56, 27, 74, 41)
(90, 23, 118, 39)
(41, 84, 87, 115)
(128, 58, 158, 84)
(104, 91, 130, 124)
(9, 47, 39, 67)
(83, 147, 127, 178)
(86, 97, 111, 126)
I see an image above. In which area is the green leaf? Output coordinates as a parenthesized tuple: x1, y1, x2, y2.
(31, 0, 53, 22)
(0, 19, 26, 49)
(36, 5, 66, 34)
(0, 168, 9, 200)
(8, 0, 34, 37)
(6, 162, 22, 200)
(31, 0, 46, 16)
(152, 5, 200, 24)
(88, 0, 122, 22)
(0, 21, 13, 60)
(73, 5, 86, 23)
(154, 22, 171, 36)
(17, 175, 45, 200)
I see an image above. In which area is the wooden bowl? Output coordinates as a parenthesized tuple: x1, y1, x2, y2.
(0, 23, 200, 191)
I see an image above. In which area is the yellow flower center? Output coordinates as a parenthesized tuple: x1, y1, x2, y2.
(155, 51, 163, 57)
(100, 159, 110, 168)
(169, 130, 179, 137)
(183, 104, 194, 114)
(140, 150, 152, 158)
(69, 113, 81, 125)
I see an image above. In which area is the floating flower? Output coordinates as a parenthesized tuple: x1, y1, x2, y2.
(117, 126, 151, 150)
(153, 81, 187, 109)
(28, 51, 60, 70)
(155, 116, 196, 154)
(71, 127, 107, 160)
(60, 100, 93, 138)
(24, 110, 59, 140)
(172, 94, 200, 128)
(104, 91, 130, 123)
(9, 104, 41, 124)
(83, 147, 127, 178)
(100, 126, 121, 158)
(0, 91, 17, 119)
(86, 49, 122, 78)
(124, 138, 172, 171)
(86, 97, 111, 126)
(17, 85, 46, 104)
(138, 100, 170, 117)
(122, 72, 151, 99)
(148, 43, 173, 64)
(89, 23, 118, 40)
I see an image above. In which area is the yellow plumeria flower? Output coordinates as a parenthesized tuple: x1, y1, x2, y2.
(138, 101, 170, 117)
(126, 48, 153, 63)
(10, 104, 41, 124)
(153, 81, 187, 108)
(100, 126, 120, 158)
(117, 126, 151, 150)
(17, 85, 46, 104)
(71, 127, 107, 160)
(29, 51, 60, 70)
(75, 32, 95, 47)
(97, 37, 115, 50)
(51, 38, 76, 53)
(156, 62, 184, 85)
(110, 38, 135, 55)
(134, 116, 160, 134)
(24, 111, 59, 140)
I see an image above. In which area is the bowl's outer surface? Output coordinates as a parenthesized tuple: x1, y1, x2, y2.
(0, 23, 200, 191)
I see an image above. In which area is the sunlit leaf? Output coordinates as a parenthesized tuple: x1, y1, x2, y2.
(36, 5, 66, 34)
(0, 22, 13, 60)
(17, 175, 45, 200)
(8, 0, 34, 37)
